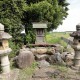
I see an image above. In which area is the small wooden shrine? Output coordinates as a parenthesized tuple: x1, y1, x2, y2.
(33, 23, 47, 44)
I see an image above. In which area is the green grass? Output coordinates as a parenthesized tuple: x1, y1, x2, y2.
(46, 32, 70, 47)
(51, 64, 68, 73)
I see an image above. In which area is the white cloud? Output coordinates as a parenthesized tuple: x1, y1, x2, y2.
(53, 0, 80, 32)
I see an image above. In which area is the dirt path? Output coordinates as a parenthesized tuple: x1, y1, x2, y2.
(2, 65, 80, 80)
(31, 66, 80, 80)
(32, 67, 54, 80)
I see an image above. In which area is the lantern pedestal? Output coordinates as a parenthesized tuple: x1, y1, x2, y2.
(0, 48, 12, 73)
(1, 55, 10, 73)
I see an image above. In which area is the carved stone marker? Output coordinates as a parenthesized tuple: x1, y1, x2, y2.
(70, 23, 80, 67)
(0, 23, 12, 73)
(33, 23, 47, 44)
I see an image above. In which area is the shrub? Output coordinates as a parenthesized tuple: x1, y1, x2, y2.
(9, 40, 21, 58)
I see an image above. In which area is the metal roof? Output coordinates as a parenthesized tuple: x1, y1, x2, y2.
(33, 23, 47, 28)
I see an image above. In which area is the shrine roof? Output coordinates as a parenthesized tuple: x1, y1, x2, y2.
(33, 23, 47, 28)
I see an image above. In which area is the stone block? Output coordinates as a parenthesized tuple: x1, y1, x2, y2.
(47, 47, 55, 55)
(36, 47, 47, 54)
(30, 48, 37, 54)
(35, 54, 48, 60)
(48, 52, 63, 64)
(38, 60, 50, 68)
(16, 49, 34, 69)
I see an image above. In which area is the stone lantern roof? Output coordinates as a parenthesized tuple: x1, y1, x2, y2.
(70, 23, 80, 38)
(0, 23, 12, 39)
(0, 32, 12, 39)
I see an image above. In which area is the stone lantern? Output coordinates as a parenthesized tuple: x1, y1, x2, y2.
(0, 23, 12, 73)
(70, 23, 80, 68)
(33, 23, 47, 44)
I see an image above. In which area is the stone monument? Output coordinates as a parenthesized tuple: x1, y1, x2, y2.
(0, 23, 12, 73)
(70, 23, 80, 68)
(33, 23, 47, 44)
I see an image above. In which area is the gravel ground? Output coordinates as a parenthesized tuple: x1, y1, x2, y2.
(0, 65, 80, 80)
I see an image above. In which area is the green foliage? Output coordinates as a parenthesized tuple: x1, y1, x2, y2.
(9, 40, 21, 58)
(23, 0, 69, 31)
(26, 30, 36, 44)
(0, 0, 27, 43)
(59, 40, 67, 48)
(0, 0, 69, 57)
(0, 0, 69, 42)
(0, 0, 27, 57)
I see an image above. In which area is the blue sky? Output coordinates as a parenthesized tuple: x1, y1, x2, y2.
(53, 0, 80, 32)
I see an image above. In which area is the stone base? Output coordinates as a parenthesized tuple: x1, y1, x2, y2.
(0, 69, 19, 80)
(71, 66, 80, 71)
(1, 55, 10, 73)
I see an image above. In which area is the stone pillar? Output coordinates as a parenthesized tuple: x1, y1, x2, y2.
(0, 48, 12, 73)
(1, 55, 10, 73)
(74, 50, 80, 66)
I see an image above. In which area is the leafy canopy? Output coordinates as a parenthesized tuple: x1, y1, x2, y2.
(0, 0, 69, 44)
(24, 0, 69, 31)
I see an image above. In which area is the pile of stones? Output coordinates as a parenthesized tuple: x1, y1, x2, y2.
(15, 44, 75, 69)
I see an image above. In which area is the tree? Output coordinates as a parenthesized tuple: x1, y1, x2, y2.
(0, 0, 27, 44)
(0, 0, 27, 57)
(21, 0, 69, 43)
(0, 0, 69, 58)
(22, 0, 69, 31)
(0, 0, 69, 44)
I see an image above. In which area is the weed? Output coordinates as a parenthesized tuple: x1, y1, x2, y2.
(52, 64, 68, 73)
(17, 61, 38, 80)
